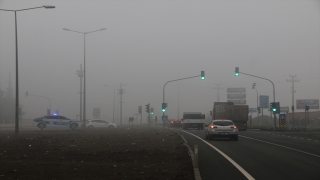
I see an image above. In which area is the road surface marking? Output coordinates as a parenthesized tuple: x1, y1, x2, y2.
(182, 131, 255, 180)
(240, 135, 320, 158)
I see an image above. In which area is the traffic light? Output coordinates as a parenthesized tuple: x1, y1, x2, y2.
(201, 71, 205, 80)
(162, 103, 167, 112)
(151, 108, 154, 115)
(138, 106, 141, 114)
(271, 102, 280, 114)
(235, 67, 239, 76)
(145, 104, 150, 113)
(305, 105, 310, 111)
(271, 102, 276, 112)
(25, 91, 28, 97)
(257, 107, 261, 114)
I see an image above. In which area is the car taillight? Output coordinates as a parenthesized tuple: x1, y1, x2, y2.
(244, 124, 247, 126)
(231, 126, 237, 129)
(180, 121, 183, 124)
(171, 121, 173, 124)
(210, 125, 217, 129)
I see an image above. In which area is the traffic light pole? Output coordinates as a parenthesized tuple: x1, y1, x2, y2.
(27, 93, 51, 115)
(162, 75, 201, 115)
(237, 71, 276, 130)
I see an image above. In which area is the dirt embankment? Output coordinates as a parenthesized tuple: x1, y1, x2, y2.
(0, 127, 194, 180)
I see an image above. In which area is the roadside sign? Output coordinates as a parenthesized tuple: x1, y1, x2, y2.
(93, 108, 100, 119)
(280, 107, 289, 113)
(259, 95, 269, 108)
(280, 114, 286, 120)
(249, 108, 257, 113)
(280, 114, 286, 126)
(162, 115, 168, 121)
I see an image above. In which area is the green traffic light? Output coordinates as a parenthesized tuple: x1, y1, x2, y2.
(235, 67, 239, 76)
(272, 108, 276, 112)
(162, 109, 165, 112)
(201, 71, 205, 80)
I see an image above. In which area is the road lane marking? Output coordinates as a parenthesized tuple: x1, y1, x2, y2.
(239, 135, 320, 158)
(182, 131, 255, 180)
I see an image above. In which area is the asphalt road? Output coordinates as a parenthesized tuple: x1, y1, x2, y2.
(173, 128, 320, 180)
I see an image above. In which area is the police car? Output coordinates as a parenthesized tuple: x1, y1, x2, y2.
(32, 114, 81, 130)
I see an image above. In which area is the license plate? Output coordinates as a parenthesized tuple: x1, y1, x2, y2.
(219, 132, 229, 135)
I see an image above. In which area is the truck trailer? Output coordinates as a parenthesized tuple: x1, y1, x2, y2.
(213, 102, 249, 131)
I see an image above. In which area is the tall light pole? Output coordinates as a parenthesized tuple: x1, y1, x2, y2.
(76, 64, 83, 123)
(63, 28, 106, 128)
(103, 85, 119, 123)
(0, 5, 55, 136)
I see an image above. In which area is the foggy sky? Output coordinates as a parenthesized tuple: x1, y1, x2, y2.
(0, 0, 319, 123)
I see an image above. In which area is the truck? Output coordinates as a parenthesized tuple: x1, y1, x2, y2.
(213, 102, 249, 131)
(181, 112, 205, 130)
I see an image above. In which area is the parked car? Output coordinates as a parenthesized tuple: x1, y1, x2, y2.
(32, 115, 80, 130)
(86, 119, 117, 129)
(204, 119, 238, 141)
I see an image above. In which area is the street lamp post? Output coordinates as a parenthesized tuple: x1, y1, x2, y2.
(63, 28, 106, 128)
(0, 5, 55, 136)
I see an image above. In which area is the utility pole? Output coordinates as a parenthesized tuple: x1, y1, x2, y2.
(76, 64, 83, 123)
(252, 83, 259, 125)
(118, 83, 125, 125)
(287, 75, 299, 128)
(213, 83, 224, 102)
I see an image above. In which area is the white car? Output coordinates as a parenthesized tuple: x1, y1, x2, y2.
(32, 115, 80, 130)
(86, 119, 117, 129)
(204, 119, 238, 141)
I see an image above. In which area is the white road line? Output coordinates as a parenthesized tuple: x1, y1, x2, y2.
(240, 135, 320, 158)
(182, 131, 255, 180)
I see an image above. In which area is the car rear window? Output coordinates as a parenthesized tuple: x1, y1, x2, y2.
(213, 121, 234, 126)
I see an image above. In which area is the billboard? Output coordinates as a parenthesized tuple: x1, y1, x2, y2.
(227, 100, 246, 104)
(227, 88, 245, 93)
(227, 94, 246, 98)
(296, 99, 319, 110)
(227, 88, 246, 105)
